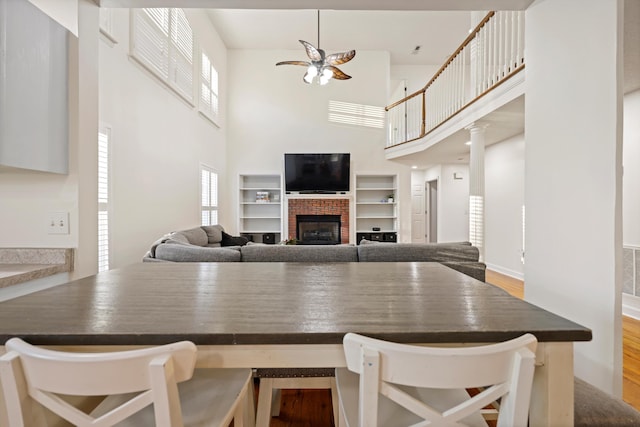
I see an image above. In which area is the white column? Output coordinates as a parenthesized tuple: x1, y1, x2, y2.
(467, 123, 488, 261)
(525, 0, 623, 396)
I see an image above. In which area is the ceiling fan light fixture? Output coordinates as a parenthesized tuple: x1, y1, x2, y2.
(275, 10, 355, 85)
(319, 67, 333, 85)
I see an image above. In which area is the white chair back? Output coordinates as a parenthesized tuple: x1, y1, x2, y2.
(339, 333, 537, 427)
(0, 338, 197, 427)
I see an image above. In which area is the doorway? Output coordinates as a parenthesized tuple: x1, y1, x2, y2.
(426, 180, 438, 243)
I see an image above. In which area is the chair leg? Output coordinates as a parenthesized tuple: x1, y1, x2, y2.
(330, 377, 340, 427)
(270, 389, 282, 416)
(256, 378, 274, 427)
(242, 380, 256, 427)
(338, 403, 346, 427)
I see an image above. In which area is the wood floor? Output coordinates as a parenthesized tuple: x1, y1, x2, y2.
(259, 270, 640, 426)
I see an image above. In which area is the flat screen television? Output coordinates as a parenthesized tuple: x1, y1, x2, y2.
(284, 153, 350, 193)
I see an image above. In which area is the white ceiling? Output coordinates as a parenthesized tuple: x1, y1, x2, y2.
(206, 9, 472, 66)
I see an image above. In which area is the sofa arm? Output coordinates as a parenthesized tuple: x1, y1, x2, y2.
(440, 261, 486, 282)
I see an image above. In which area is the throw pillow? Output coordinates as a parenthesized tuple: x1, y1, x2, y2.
(202, 224, 224, 244)
(221, 231, 249, 247)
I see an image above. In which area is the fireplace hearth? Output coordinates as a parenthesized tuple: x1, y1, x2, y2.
(296, 215, 341, 245)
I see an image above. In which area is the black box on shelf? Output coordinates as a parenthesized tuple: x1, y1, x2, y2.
(370, 233, 383, 242)
(356, 233, 370, 244)
(262, 233, 276, 244)
(383, 232, 397, 242)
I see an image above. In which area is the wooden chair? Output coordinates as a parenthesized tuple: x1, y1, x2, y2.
(0, 338, 254, 427)
(335, 333, 537, 427)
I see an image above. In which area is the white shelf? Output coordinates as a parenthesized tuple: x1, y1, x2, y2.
(355, 174, 398, 240)
(241, 202, 281, 205)
(239, 174, 282, 239)
(356, 202, 396, 205)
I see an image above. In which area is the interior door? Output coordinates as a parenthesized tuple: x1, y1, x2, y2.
(426, 180, 438, 243)
(411, 183, 425, 243)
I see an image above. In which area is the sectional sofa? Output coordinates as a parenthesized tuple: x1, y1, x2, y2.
(143, 225, 486, 281)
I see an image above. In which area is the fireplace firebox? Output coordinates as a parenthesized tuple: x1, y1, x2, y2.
(296, 215, 341, 245)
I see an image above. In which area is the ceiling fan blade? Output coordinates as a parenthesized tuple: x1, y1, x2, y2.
(276, 60, 311, 67)
(326, 66, 352, 80)
(299, 40, 323, 62)
(325, 50, 356, 66)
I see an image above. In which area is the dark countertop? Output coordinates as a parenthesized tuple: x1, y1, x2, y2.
(0, 261, 592, 346)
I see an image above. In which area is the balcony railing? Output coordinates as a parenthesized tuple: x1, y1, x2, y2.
(386, 11, 525, 148)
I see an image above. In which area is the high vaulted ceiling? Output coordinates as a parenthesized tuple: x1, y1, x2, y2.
(99, 0, 534, 67)
(206, 9, 471, 67)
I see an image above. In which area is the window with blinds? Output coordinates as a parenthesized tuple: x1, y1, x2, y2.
(200, 50, 219, 124)
(201, 166, 218, 226)
(328, 100, 385, 129)
(130, 8, 194, 103)
(98, 127, 110, 272)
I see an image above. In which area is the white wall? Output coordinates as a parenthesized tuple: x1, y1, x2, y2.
(485, 134, 525, 279)
(98, 9, 229, 269)
(525, 0, 623, 394)
(224, 49, 413, 242)
(0, 0, 97, 281)
(623, 89, 640, 247)
(423, 164, 469, 243)
(390, 64, 439, 98)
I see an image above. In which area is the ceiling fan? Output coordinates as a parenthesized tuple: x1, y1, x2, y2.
(276, 10, 356, 85)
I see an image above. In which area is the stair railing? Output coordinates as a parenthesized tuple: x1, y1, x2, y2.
(386, 11, 525, 148)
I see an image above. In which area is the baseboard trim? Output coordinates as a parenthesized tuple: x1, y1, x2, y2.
(623, 294, 640, 320)
(485, 263, 524, 281)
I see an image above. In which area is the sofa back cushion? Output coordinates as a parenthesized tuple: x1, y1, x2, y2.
(172, 227, 209, 247)
(241, 245, 358, 262)
(358, 242, 480, 263)
(154, 244, 241, 262)
(202, 225, 224, 245)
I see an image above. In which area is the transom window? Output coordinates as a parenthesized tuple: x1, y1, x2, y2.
(200, 50, 219, 124)
(130, 8, 194, 102)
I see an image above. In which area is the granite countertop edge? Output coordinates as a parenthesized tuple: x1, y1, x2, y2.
(0, 248, 74, 289)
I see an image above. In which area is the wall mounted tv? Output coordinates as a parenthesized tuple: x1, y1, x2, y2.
(284, 153, 351, 193)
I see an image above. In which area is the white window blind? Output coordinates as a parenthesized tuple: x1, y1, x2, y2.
(131, 8, 194, 103)
(199, 50, 219, 124)
(201, 166, 218, 226)
(329, 100, 385, 129)
(98, 127, 110, 272)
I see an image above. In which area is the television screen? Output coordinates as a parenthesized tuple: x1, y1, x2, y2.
(284, 153, 350, 193)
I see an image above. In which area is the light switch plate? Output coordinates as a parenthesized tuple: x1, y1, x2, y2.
(48, 212, 69, 234)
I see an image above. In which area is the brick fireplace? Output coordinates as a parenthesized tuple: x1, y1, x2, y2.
(287, 198, 350, 244)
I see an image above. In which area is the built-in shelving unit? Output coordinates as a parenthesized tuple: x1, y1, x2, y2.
(354, 174, 398, 244)
(238, 174, 282, 244)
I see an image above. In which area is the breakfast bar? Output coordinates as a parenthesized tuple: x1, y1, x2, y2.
(0, 261, 591, 426)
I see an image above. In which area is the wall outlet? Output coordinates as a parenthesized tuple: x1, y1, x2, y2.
(48, 212, 69, 234)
